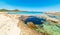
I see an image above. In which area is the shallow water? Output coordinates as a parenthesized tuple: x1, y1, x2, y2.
(7, 12, 43, 15)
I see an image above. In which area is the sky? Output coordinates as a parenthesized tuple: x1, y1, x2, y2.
(0, 0, 60, 12)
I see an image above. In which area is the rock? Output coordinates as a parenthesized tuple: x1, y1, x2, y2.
(18, 20, 41, 35)
(24, 16, 46, 24)
(27, 22, 37, 29)
(0, 14, 20, 35)
(0, 14, 42, 35)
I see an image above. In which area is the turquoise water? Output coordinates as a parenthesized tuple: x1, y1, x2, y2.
(7, 12, 43, 15)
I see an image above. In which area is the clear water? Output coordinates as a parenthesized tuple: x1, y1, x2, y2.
(7, 12, 43, 15)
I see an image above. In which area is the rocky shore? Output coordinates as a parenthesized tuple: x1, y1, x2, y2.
(0, 14, 42, 35)
(0, 12, 60, 35)
(45, 12, 60, 16)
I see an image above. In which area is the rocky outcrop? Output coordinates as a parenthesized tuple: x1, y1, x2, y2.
(0, 14, 20, 35)
(27, 22, 37, 29)
(18, 20, 41, 35)
(0, 14, 41, 35)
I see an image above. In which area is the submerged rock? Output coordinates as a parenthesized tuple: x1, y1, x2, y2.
(24, 16, 46, 24)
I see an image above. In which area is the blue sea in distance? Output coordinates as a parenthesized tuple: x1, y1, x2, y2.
(7, 12, 43, 14)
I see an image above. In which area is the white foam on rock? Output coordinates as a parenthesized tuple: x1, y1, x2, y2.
(0, 14, 21, 35)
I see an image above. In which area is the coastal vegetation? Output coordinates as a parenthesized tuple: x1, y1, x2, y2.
(0, 9, 26, 12)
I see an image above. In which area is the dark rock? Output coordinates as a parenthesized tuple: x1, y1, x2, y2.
(24, 16, 46, 24)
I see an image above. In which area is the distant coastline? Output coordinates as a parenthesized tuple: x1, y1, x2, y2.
(45, 12, 60, 16)
(0, 9, 27, 12)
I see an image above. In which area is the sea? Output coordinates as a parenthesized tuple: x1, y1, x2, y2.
(7, 12, 44, 15)
(7, 12, 58, 18)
